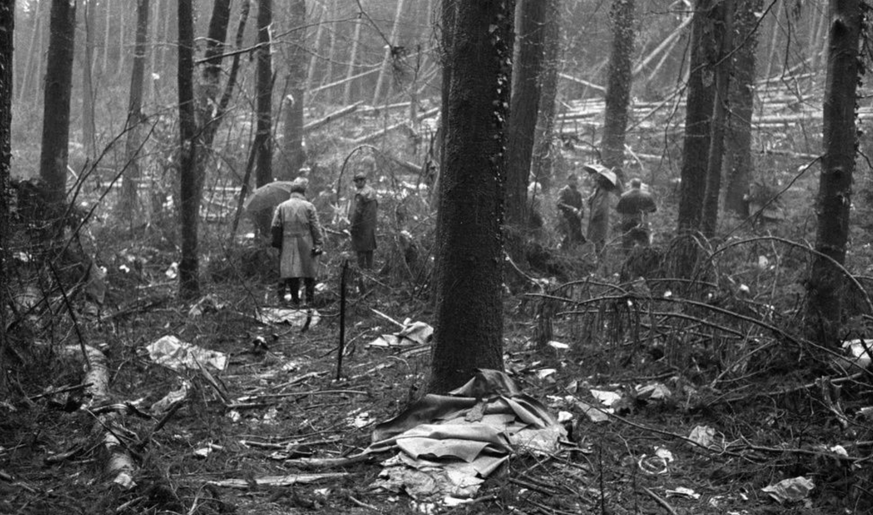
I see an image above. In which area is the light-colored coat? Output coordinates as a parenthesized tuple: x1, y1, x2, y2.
(271, 193, 324, 279)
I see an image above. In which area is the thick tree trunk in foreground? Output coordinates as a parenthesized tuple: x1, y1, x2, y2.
(39, 0, 77, 220)
(601, 0, 635, 184)
(805, 0, 861, 344)
(177, 0, 201, 299)
(723, 0, 761, 217)
(676, 0, 717, 235)
(700, 0, 733, 237)
(429, 0, 513, 394)
(505, 0, 546, 239)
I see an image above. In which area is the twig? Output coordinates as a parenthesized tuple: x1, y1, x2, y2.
(643, 487, 678, 515)
(29, 382, 92, 401)
(348, 496, 380, 511)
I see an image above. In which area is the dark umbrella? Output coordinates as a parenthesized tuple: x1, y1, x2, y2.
(243, 181, 295, 215)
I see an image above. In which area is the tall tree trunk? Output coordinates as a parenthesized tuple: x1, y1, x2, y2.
(254, 0, 274, 236)
(0, 0, 14, 392)
(102, 0, 110, 73)
(119, 0, 150, 222)
(723, 0, 761, 217)
(324, 0, 338, 104)
(147, 0, 160, 102)
(343, 0, 364, 105)
(199, 0, 232, 146)
(504, 0, 546, 242)
(601, 0, 635, 189)
(372, 0, 406, 106)
(39, 0, 77, 220)
(177, 0, 201, 299)
(676, 0, 717, 235)
(81, 0, 97, 159)
(531, 0, 560, 194)
(283, 0, 307, 178)
(18, 0, 45, 105)
(700, 0, 733, 237)
(305, 2, 325, 92)
(429, 0, 513, 394)
(805, 0, 861, 344)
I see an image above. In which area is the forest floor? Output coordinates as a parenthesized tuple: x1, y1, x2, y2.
(2, 236, 872, 515)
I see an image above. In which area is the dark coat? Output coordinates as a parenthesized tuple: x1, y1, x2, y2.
(351, 185, 378, 252)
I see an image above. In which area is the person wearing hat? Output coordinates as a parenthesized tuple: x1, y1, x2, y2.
(616, 177, 657, 250)
(350, 159, 379, 269)
(271, 177, 324, 306)
(556, 173, 585, 248)
(583, 164, 619, 253)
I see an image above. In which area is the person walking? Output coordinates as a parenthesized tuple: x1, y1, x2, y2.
(271, 178, 324, 306)
(556, 173, 585, 248)
(616, 177, 657, 250)
(350, 159, 379, 269)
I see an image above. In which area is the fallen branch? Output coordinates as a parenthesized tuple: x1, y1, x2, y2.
(62, 344, 137, 489)
(207, 472, 349, 489)
(303, 102, 363, 133)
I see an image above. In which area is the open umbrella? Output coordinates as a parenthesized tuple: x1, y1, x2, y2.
(243, 181, 295, 215)
(581, 163, 618, 187)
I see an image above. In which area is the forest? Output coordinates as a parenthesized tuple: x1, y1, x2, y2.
(1, 0, 873, 513)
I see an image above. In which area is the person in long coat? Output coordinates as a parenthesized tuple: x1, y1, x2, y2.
(556, 173, 585, 248)
(585, 165, 618, 253)
(271, 178, 324, 306)
(350, 166, 378, 269)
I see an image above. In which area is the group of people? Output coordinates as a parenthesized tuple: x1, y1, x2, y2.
(270, 158, 378, 306)
(268, 158, 654, 305)
(556, 164, 657, 253)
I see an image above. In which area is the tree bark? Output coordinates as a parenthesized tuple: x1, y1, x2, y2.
(0, 0, 13, 392)
(177, 0, 201, 299)
(81, 0, 96, 158)
(531, 0, 560, 194)
(601, 0, 635, 186)
(18, 0, 45, 105)
(805, 0, 861, 344)
(305, 2, 325, 92)
(504, 0, 546, 240)
(254, 0, 274, 236)
(39, 0, 77, 218)
(343, 0, 364, 105)
(723, 0, 761, 217)
(119, 0, 150, 222)
(429, 0, 513, 394)
(700, 0, 733, 237)
(676, 0, 717, 235)
(282, 0, 306, 178)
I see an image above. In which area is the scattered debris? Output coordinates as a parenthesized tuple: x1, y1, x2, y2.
(257, 307, 321, 327)
(368, 318, 433, 348)
(762, 476, 815, 504)
(146, 335, 228, 371)
(367, 369, 565, 504)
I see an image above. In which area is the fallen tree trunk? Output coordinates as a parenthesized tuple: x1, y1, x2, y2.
(303, 102, 362, 133)
(66, 344, 137, 489)
(350, 107, 439, 146)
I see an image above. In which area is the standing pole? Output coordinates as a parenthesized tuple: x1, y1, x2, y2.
(336, 259, 348, 380)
